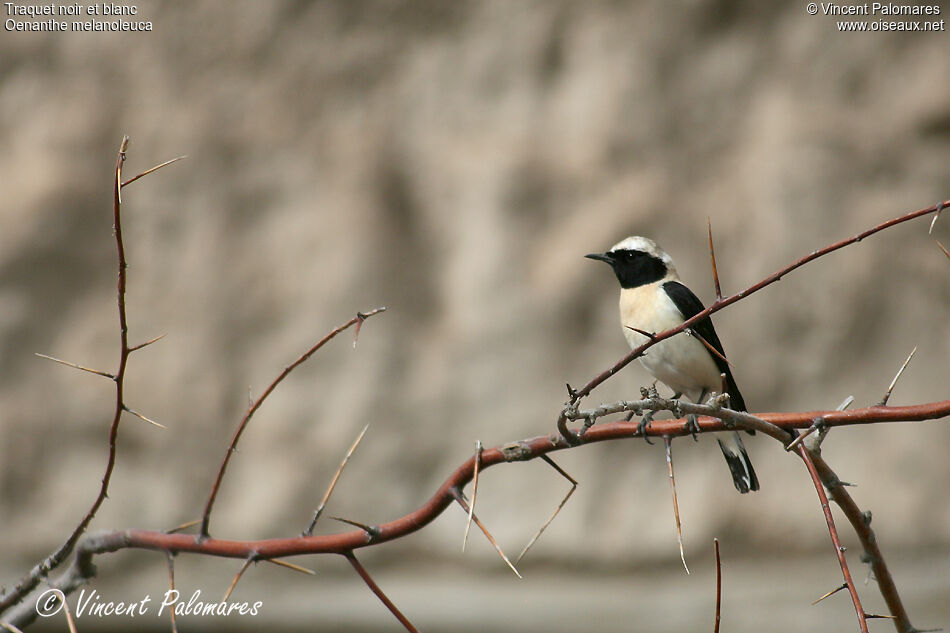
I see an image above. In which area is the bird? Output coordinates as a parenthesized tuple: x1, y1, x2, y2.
(585, 236, 759, 493)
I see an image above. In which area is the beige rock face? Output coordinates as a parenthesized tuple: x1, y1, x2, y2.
(1, 2, 948, 629)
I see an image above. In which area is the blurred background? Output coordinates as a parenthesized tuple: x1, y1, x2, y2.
(2, 1, 949, 631)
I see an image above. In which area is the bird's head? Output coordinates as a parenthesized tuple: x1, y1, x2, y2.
(585, 236, 676, 289)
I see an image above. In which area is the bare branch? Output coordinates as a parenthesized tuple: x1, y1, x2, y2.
(713, 538, 722, 633)
(200, 307, 385, 539)
(797, 444, 868, 633)
(343, 552, 419, 633)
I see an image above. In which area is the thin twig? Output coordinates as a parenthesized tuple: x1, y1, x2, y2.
(713, 538, 722, 633)
(664, 437, 689, 574)
(199, 307, 385, 539)
(462, 440, 482, 552)
(452, 489, 522, 579)
(877, 347, 918, 407)
(343, 552, 419, 633)
(516, 455, 578, 564)
(936, 240, 950, 261)
(305, 424, 370, 536)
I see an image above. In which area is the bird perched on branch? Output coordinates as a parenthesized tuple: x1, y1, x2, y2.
(586, 236, 759, 493)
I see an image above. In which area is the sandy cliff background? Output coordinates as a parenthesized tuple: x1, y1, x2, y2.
(1, 2, 948, 631)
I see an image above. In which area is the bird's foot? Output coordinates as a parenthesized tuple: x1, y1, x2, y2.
(685, 414, 701, 442)
(637, 411, 655, 445)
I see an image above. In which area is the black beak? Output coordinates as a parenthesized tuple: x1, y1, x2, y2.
(585, 252, 613, 263)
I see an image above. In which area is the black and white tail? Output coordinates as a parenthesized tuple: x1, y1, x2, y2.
(717, 432, 760, 494)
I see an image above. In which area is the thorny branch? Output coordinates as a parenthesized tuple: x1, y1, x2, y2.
(557, 198, 948, 444)
(1, 140, 946, 633)
(0, 137, 183, 614)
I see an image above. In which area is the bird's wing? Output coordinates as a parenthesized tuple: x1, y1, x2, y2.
(661, 281, 747, 412)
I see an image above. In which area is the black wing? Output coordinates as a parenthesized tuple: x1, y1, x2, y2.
(662, 281, 747, 412)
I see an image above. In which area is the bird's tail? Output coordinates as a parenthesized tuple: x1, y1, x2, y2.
(717, 432, 759, 494)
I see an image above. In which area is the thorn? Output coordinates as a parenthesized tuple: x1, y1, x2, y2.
(836, 395, 855, 411)
(877, 346, 918, 407)
(864, 613, 898, 620)
(625, 325, 657, 341)
(122, 404, 167, 429)
(812, 583, 848, 605)
(786, 418, 827, 452)
(129, 333, 167, 352)
(223, 557, 255, 601)
(452, 489, 522, 579)
(688, 330, 732, 367)
(330, 516, 380, 541)
(266, 558, 316, 576)
(516, 455, 578, 564)
(565, 383, 578, 400)
(34, 353, 115, 379)
(708, 217, 723, 301)
(165, 518, 200, 534)
(664, 437, 689, 574)
(462, 440, 482, 553)
(304, 424, 369, 536)
(929, 200, 946, 234)
(121, 155, 187, 187)
(352, 306, 386, 348)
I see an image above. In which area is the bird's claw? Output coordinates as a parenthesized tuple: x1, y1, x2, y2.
(637, 411, 655, 445)
(685, 414, 701, 441)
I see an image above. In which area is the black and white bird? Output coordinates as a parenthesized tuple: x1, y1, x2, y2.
(586, 236, 759, 493)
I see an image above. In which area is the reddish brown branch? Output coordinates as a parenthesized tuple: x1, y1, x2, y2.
(713, 538, 722, 633)
(558, 200, 947, 443)
(3, 400, 947, 630)
(343, 552, 419, 633)
(0, 137, 174, 613)
(796, 445, 868, 633)
(199, 307, 385, 539)
(810, 452, 917, 633)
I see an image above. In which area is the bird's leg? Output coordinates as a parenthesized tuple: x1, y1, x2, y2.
(682, 389, 705, 441)
(637, 410, 655, 445)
